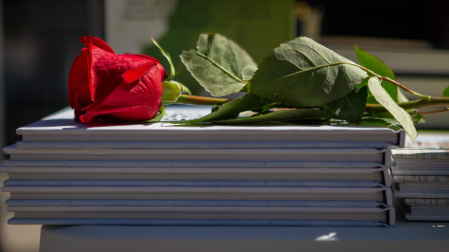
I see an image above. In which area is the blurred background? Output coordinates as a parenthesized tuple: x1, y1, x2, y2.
(0, 0, 448, 251)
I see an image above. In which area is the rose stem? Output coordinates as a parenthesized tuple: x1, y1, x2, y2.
(353, 64, 431, 100)
(365, 96, 449, 112)
(176, 94, 229, 106)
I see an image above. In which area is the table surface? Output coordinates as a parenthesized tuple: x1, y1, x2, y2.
(39, 216, 449, 252)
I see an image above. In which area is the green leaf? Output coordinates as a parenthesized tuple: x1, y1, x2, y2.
(367, 76, 417, 141)
(411, 112, 425, 124)
(358, 116, 402, 132)
(213, 108, 330, 125)
(249, 37, 368, 107)
(143, 104, 166, 123)
(327, 86, 367, 124)
(180, 33, 257, 97)
(354, 46, 398, 103)
(443, 85, 449, 97)
(182, 93, 271, 124)
(151, 36, 176, 80)
(241, 65, 257, 81)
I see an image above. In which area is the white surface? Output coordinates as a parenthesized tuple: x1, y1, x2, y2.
(39, 217, 449, 252)
(14, 105, 405, 148)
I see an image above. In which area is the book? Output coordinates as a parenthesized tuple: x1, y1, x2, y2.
(9, 205, 394, 222)
(393, 181, 449, 193)
(13, 105, 405, 148)
(1, 105, 400, 227)
(3, 186, 393, 202)
(7, 218, 393, 227)
(404, 198, 449, 205)
(392, 134, 449, 171)
(393, 175, 449, 182)
(397, 199, 449, 221)
(3, 145, 391, 164)
(5, 199, 390, 208)
(2, 179, 385, 188)
(0, 166, 392, 185)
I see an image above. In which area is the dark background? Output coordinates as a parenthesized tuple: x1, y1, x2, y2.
(2, 0, 449, 146)
(3, 0, 104, 146)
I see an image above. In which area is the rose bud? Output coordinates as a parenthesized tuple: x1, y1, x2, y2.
(68, 36, 166, 124)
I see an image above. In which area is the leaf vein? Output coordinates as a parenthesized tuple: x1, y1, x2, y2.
(191, 50, 245, 83)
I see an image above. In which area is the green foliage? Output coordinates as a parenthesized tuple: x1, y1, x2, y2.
(241, 65, 258, 81)
(443, 85, 449, 97)
(144, 105, 166, 123)
(249, 37, 368, 107)
(180, 33, 256, 97)
(354, 46, 398, 103)
(367, 77, 417, 141)
(182, 94, 271, 124)
(172, 33, 449, 141)
(327, 86, 367, 124)
(151, 36, 176, 80)
(161, 81, 191, 102)
(354, 46, 396, 80)
(213, 108, 330, 125)
(357, 116, 402, 132)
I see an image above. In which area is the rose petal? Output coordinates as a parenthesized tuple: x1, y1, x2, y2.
(79, 36, 114, 54)
(80, 104, 161, 124)
(122, 62, 156, 84)
(68, 36, 166, 124)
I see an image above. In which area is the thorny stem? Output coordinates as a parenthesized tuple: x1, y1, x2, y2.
(354, 64, 431, 100)
(380, 76, 431, 101)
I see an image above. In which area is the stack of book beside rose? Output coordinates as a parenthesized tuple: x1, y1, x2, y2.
(1, 33, 448, 227)
(392, 134, 449, 221)
(1, 105, 402, 226)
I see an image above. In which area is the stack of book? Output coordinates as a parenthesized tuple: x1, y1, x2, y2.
(392, 133, 449, 221)
(1, 105, 405, 226)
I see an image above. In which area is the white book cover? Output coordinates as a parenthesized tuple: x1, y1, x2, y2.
(391, 158, 449, 170)
(405, 204, 449, 215)
(2, 179, 385, 188)
(404, 198, 449, 205)
(403, 214, 449, 221)
(402, 131, 449, 149)
(392, 134, 449, 170)
(9, 206, 394, 223)
(5, 199, 389, 208)
(1, 160, 386, 168)
(393, 148, 449, 160)
(397, 199, 449, 221)
(392, 189, 449, 199)
(13, 105, 405, 147)
(3, 145, 392, 166)
(1, 166, 391, 185)
(4, 186, 393, 203)
(15, 140, 398, 150)
(394, 181, 449, 193)
(393, 175, 449, 182)
(7, 218, 393, 227)
(390, 167, 449, 176)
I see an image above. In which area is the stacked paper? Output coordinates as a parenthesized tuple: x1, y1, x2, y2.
(392, 133, 449, 221)
(1, 105, 405, 226)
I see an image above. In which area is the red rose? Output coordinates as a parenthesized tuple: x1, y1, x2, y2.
(68, 36, 166, 124)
